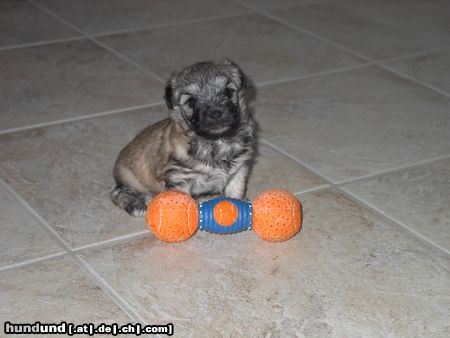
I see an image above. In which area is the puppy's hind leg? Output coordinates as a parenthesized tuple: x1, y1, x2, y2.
(111, 185, 149, 217)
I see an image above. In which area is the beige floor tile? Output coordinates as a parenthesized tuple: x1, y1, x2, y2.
(0, 184, 63, 268)
(0, 107, 167, 249)
(343, 158, 450, 252)
(81, 189, 450, 337)
(98, 14, 364, 85)
(0, 0, 79, 49)
(0, 39, 162, 132)
(255, 66, 450, 182)
(247, 142, 327, 199)
(34, 0, 248, 35)
(272, 0, 450, 60)
(0, 256, 130, 323)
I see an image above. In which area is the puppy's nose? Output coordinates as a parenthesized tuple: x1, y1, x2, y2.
(208, 110, 223, 120)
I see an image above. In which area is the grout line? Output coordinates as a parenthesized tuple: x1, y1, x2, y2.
(261, 138, 450, 256)
(269, 9, 450, 100)
(276, 12, 450, 99)
(233, 0, 450, 100)
(0, 63, 371, 137)
(0, 102, 164, 136)
(379, 47, 450, 64)
(260, 138, 337, 183)
(231, 0, 372, 62)
(0, 176, 147, 322)
(26, 0, 165, 83)
(255, 62, 371, 87)
(293, 185, 330, 197)
(75, 255, 147, 323)
(0, 65, 375, 136)
(0, 177, 73, 251)
(262, 137, 450, 190)
(0, 64, 368, 138)
(90, 12, 251, 38)
(335, 153, 450, 186)
(0, 12, 250, 53)
(0, 62, 371, 136)
(340, 188, 450, 255)
(88, 37, 165, 82)
(73, 230, 151, 253)
(0, 36, 85, 52)
(373, 62, 450, 99)
(0, 252, 67, 272)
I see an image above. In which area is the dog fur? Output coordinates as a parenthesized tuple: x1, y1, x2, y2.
(111, 60, 255, 216)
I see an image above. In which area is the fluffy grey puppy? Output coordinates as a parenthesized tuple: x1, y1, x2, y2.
(111, 60, 255, 216)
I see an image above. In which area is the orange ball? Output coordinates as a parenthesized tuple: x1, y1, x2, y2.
(252, 189, 302, 242)
(146, 191, 198, 243)
(213, 200, 239, 226)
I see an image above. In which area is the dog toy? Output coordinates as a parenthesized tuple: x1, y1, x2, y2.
(146, 189, 302, 243)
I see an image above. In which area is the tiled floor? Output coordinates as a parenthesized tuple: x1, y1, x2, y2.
(1, 0, 449, 337)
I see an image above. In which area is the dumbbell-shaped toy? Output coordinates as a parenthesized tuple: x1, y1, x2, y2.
(145, 189, 302, 242)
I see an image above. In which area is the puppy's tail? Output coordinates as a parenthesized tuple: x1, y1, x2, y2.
(111, 185, 148, 217)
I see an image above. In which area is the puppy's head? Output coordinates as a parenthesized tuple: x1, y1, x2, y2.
(164, 60, 247, 139)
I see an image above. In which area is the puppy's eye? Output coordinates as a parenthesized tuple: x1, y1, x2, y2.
(224, 88, 234, 98)
(186, 97, 196, 108)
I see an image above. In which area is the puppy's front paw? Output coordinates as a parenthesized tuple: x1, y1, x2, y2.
(124, 199, 147, 217)
(194, 193, 223, 203)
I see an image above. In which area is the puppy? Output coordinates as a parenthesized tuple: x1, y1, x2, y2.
(111, 60, 255, 216)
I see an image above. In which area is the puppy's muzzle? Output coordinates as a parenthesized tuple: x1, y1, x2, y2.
(208, 110, 223, 120)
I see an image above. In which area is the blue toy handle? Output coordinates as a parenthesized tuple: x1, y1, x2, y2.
(198, 197, 252, 234)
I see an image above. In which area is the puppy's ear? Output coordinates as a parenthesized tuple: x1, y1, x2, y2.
(164, 82, 174, 110)
(164, 74, 177, 110)
(223, 59, 247, 90)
